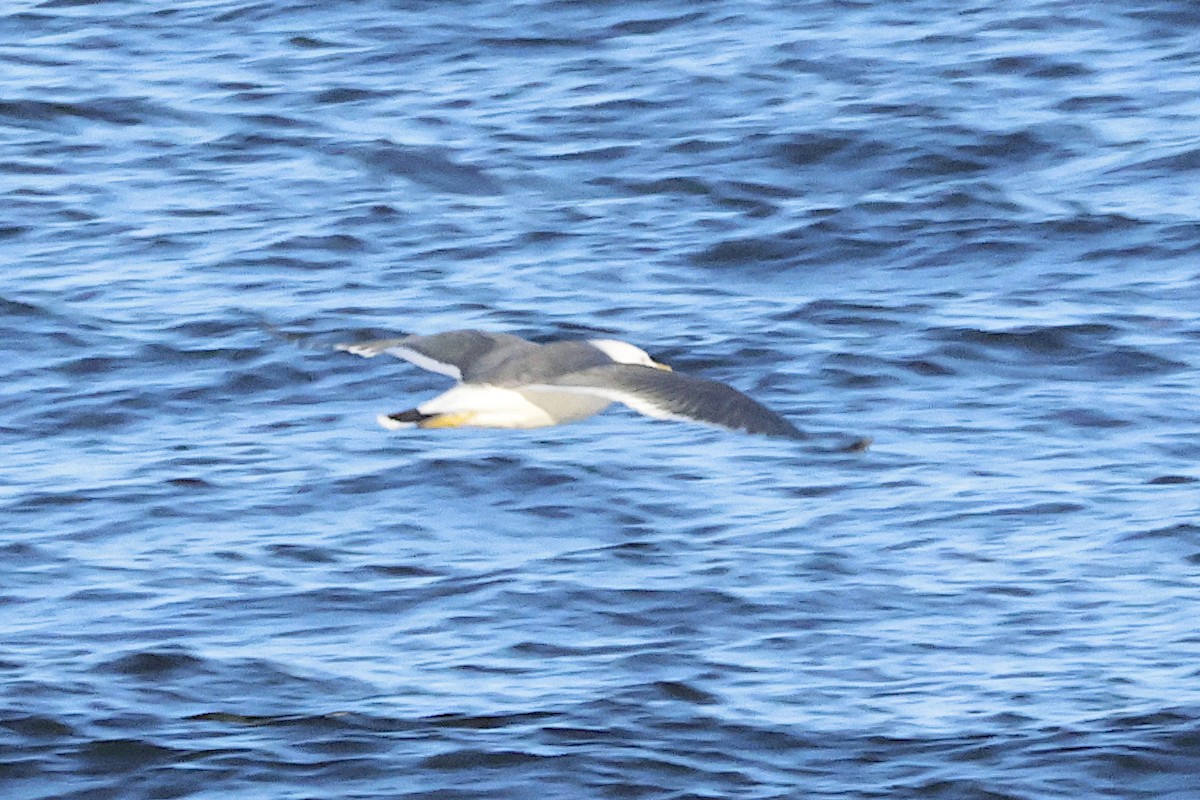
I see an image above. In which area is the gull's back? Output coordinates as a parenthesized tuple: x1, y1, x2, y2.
(473, 341, 615, 386)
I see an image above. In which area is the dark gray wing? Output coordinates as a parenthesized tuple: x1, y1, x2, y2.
(531, 364, 804, 439)
(337, 330, 536, 381)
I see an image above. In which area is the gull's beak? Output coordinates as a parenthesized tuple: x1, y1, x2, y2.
(651, 360, 672, 372)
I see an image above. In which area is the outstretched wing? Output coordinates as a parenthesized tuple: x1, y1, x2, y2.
(531, 364, 804, 439)
(337, 330, 536, 381)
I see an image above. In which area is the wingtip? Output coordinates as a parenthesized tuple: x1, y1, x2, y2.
(843, 436, 872, 452)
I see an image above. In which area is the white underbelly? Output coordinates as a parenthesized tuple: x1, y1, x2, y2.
(416, 385, 600, 428)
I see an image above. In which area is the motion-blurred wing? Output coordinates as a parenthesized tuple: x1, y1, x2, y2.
(532, 364, 804, 439)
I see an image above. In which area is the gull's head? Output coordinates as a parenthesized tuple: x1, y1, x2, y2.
(589, 339, 672, 371)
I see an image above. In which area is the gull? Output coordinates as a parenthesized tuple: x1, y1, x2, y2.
(337, 330, 803, 438)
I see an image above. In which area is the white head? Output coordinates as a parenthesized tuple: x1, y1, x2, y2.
(588, 339, 672, 370)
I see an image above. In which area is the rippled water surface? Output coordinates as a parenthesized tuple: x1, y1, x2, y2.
(4, 1, 1200, 798)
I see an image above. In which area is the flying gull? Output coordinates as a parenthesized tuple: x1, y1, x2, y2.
(337, 330, 803, 438)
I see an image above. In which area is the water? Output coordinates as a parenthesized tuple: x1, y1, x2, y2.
(3, 1, 1200, 798)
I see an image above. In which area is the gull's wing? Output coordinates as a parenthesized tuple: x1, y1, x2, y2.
(337, 330, 536, 381)
(531, 364, 804, 439)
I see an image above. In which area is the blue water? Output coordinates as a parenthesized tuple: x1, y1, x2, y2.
(4, 1, 1200, 798)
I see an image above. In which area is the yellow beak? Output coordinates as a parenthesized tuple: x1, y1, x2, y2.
(651, 360, 672, 372)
